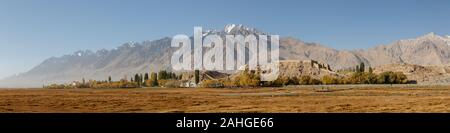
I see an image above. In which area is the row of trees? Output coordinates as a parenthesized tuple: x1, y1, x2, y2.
(200, 71, 409, 88)
(44, 79, 139, 89)
(200, 63, 410, 88)
(319, 71, 408, 85)
(129, 70, 181, 87)
(44, 62, 411, 89)
(200, 69, 261, 88)
(44, 70, 181, 89)
(337, 62, 374, 73)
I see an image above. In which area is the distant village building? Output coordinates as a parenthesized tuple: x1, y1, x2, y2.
(181, 80, 197, 88)
(179, 71, 229, 88)
(70, 81, 81, 87)
(302, 59, 332, 71)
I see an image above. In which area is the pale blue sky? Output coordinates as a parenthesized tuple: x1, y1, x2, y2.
(0, 0, 449, 79)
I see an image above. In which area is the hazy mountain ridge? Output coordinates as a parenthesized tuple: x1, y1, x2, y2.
(0, 37, 174, 87)
(280, 32, 450, 70)
(1, 24, 449, 87)
(357, 32, 450, 67)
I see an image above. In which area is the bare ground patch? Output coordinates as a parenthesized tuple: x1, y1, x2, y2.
(1, 86, 450, 112)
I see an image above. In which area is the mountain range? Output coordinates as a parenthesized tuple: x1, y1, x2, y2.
(1, 24, 449, 87)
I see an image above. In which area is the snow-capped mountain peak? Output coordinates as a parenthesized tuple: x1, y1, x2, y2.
(201, 24, 266, 37)
(95, 49, 109, 56)
(445, 35, 450, 45)
(420, 32, 438, 39)
(126, 41, 138, 47)
(202, 30, 216, 36)
(392, 32, 450, 47)
(224, 24, 237, 33)
(73, 50, 94, 57)
(223, 24, 264, 35)
(118, 41, 141, 50)
(414, 32, 450, 44)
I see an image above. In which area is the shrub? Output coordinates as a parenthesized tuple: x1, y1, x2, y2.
(394, 72, 408, 84)
(288, 76, 299, 85)
(377, 71, 407, 84)
(270, 76, 289, 86)
(163, 80, 182, 88)
(321, 75, 338, 85)
(200, 80, 224, 88)
(157, 79, 170, 87)
(156, 79, 182, 87)
(150, 72, 158, 86)
(310, 78, 322, 85)
(220, 79, 238, 88)
(299, 75, 312, 85)
(377, 71, 395, 84)
(366, 72, 378, 84)
(348, 72, 365, 84)
(234, 69, 261, 87)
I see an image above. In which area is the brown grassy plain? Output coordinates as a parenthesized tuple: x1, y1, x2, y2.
(1, 85, 450, 112)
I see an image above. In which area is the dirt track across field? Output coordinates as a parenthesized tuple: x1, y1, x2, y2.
(1, 85, 450, 112)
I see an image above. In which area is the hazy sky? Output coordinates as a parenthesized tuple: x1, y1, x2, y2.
(0, 0, 449, 79)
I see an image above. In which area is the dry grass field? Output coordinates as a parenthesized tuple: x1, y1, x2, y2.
(1, 85, 450, 112)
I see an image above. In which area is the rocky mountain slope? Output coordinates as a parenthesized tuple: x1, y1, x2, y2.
(373, 63, 450, 84)
(356, 32, 450, 67)
(275, 60, 340, 80)
(280, 32, 450, 70)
